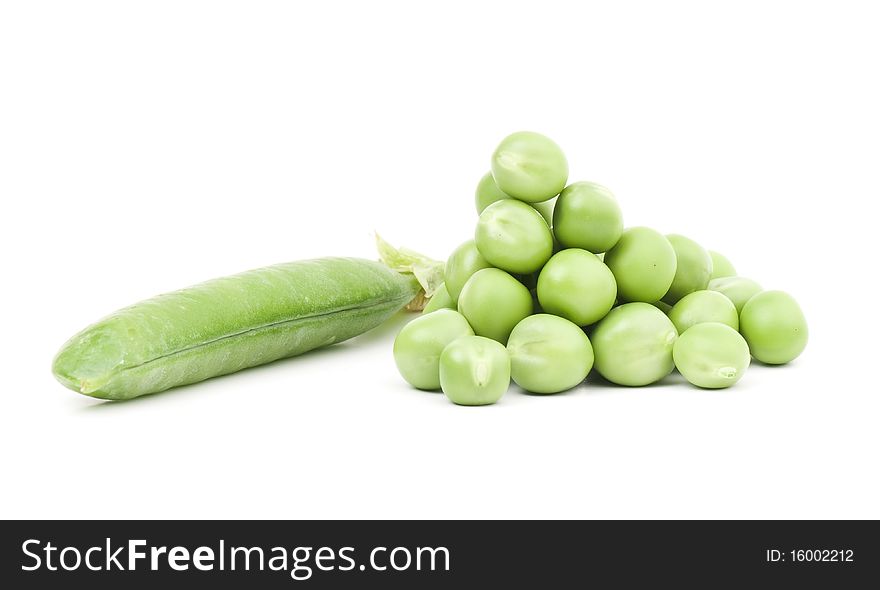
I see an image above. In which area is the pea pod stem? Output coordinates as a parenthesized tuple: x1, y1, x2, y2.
(375, 233, 445, 306)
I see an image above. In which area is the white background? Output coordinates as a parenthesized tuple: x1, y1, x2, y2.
(1, 1, 878, 519)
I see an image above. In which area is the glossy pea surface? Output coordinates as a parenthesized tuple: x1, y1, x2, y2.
(445, 240, 492, 303)
(475, 199, 554, 274)
(604, 227, 677, 302)
(537, 249, 617, 326)
(552, 181, 623, 253)
(475, 171, 511, 214)
(651, 300, 673, 314)
(440, 336, 510, 406)
(668, 289, 739, 334)
(591, 303, 677, 386)
(475, 171, 555, 226)
(532, 197, 556, 227)
(662, 234, 713, 305)
(708, 276, 762, 314)
(739, 291, 808, 364)
(393, 309, 474, 390)
(457, 268, 533, 344)
(422, 283, 455, 314)
(673, 322, 750, 389)
(507, 314, 594, 394)
(708, 250, 736, 279)
(491, 131, 568, 203)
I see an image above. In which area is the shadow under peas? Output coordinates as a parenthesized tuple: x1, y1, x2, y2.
(506, 361, 698, 398)
(748, 357, 800, 369)
(578, 368, 691, 393)
(77, 310, 419, 413)
(514, 383, 581, 397)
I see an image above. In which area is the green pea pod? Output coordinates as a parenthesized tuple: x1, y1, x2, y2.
(53, 244, 442, 400)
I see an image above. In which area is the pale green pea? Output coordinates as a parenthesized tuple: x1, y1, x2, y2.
(668, 290, 739, 334)
(532, 197, 556, 227)
(491, 131, 568, 203)
(422, 283, 455, 314)
(591, 303, 677, 386)
(475, 199, 554, 274)
(651, 300, 673, 314)
(475, 171, 511, 214)
(552, 181, 624, 253)
(507, 314, 593, 394)
(739, 291, 808, 365)
(457, 268, 533, 344)
(708, 276, 762, 315)
(708, 251, 736, 279)
(393, 309, 474, 390)
(439, 336, 510, 406)
(536, 249, 617, 326)
(673, 322, 750, 389)
(475, 171, 556, 225)
(662, 234, 713, 305)
(604, 227, 677, 302)
(445, 240, 492, 304)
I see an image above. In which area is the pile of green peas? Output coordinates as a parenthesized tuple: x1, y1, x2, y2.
(394, 131, 808, 405)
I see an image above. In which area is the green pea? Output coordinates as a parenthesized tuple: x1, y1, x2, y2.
(603, 227, 677, 302)
(422, 283, 455, 314)
(708, 276, 762, 314)
(392, 309, 474, 390)
(668, 289, 739, 334)
(445, 240, 492, 304)
(532, 197, 556, 227)
(475, 171, 556, 227)
(507, 314, 593, 394)
(457, 268, 533, 344)
(739, 291, 808, 364)
(439, 335, 510, 406)
(651, 300, 673, 314)
(536, 249, 617, 326)
(552, 181, 624, 253)
(475, 171, 511, 214)
(662, 234, 713, 305)
(490, 131, 568, 203)
(673, 322, 750, 389)
(591, 303, 677, 386)
(475, 199, 554, 274)
(708, 250, 736, 279)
